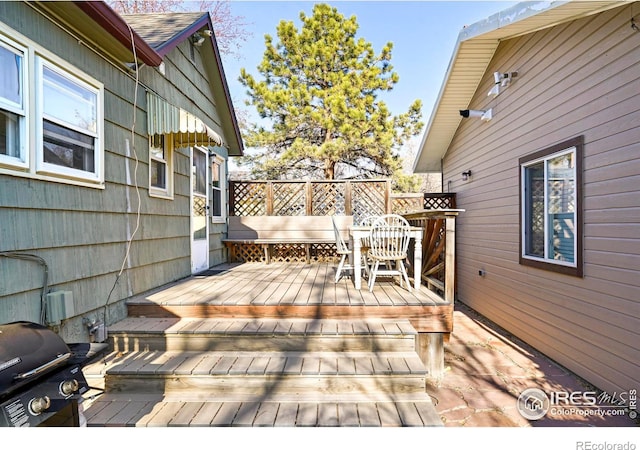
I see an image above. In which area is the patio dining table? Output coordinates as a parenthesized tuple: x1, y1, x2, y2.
(348, 225, 423, 291)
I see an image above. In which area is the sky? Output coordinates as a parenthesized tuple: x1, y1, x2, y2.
(219, 0, 519, 160)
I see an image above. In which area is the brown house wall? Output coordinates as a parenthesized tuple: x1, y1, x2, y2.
(443, 4, 640, 394)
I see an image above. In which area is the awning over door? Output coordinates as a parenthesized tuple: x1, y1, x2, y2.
(146, 91, 224, 147)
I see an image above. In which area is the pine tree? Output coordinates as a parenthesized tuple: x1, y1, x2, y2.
(239, 3, 423, 181)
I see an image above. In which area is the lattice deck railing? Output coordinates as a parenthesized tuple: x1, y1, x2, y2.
(229, 180, 393, 224)
(228, 180, 457, 290)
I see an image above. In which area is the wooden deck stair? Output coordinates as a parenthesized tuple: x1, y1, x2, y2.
(81, 317, 443, 427)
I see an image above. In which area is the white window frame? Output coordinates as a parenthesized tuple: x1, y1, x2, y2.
(210, 153, 226, 223)
(519, 136, 583, 277)
(0, 24, 104, 188)
(0, 34, 28, 169)
(148, 134, 174, 199)
(35, 55, 103, 183)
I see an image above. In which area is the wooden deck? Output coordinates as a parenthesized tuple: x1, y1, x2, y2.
(80, 262, 450, 427)
(126, 262, 453, 333)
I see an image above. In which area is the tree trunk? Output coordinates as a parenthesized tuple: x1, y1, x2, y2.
(324, 160, 335, 180)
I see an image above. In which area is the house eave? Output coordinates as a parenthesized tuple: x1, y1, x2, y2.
(71, 1, 162, 67)
(124, 11, 244, 156)
(413, 0, 628, 174)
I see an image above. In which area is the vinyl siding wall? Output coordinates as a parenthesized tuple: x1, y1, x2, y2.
(0, 3, 231, 341)
(443, 4, 639, 394)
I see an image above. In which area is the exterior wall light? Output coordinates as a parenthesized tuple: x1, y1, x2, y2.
(460, 109, 492, 122)
(191, 32, 205, 46)
(462, 170, 472, 181)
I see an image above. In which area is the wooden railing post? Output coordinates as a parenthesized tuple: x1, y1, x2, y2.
(305, 181, 313, 216)
(445, 214, 456, 304)
(345, 181, 352, 216)
(385, 180, 392, 214)
(228, 181, 236, 216)
(266, 181, 274, 215)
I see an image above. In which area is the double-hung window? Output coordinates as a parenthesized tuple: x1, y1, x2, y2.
(210, 154, 226, 222)
(520, 136, 583, 277)
(0, 27, 104, 186)
(0, 36, 27, 168)
(37, 57, 101, 182)
(149, 134, 173, 198)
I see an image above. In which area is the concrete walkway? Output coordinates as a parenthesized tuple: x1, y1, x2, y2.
(425, 303, 638, 427)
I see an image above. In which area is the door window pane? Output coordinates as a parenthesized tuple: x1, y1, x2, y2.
(193, 150, 206, 195)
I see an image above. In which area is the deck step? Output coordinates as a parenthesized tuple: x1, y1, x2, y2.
(82, 393, 441, 427)
(82, 316, 443, 426)
(107, 317, 417, 353)
(83, 350, 427, 396)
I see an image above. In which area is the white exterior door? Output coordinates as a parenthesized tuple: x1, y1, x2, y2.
(191, 146, 209, 274)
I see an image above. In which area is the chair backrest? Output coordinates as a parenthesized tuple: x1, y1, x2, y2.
(359, 215, 377, 247)
(332, 215, 349, 253)
(360, 215, 377, 226)
(368, 214, 411, 259)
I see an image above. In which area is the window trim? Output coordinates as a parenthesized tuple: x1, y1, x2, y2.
(35, 55, 103, 183)
(519, 136, 583, 277)
(148, 134, 174, 199)
(210, 153, 226, 224)
(0, 24, 104, 187)
(0, 34, 29, 170)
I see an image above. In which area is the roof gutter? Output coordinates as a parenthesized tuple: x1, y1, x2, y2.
(73, 1, 162, 67)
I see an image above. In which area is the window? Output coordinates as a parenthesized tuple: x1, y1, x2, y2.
(37, 58, 102, 182)
(0, 27, 104, 186)
(149, 134, 173, 198)
(211, 154, 226, 222)
(520, 136, 583, 277)
(0, 36, 27, 167)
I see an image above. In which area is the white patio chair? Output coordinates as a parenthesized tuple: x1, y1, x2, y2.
(359, 215, 378, 277)
(332, 215, 355, 282)
(367, 214, 412, 292)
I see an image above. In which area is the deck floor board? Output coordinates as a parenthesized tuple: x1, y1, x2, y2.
(125, 263, 451, 334)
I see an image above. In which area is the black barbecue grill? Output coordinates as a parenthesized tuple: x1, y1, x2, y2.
(0, 321, 91, 427)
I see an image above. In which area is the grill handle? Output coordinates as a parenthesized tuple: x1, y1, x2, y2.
(13, 353, 72, 380)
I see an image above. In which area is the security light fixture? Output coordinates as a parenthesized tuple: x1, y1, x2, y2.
(462, 170, 472, 181)
(489, 71, 518, 97)
(191, 32, 205, 47)
(460, 109, 492, 122)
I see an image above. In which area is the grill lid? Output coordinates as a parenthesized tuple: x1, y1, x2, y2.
(0, 321, 71, 398)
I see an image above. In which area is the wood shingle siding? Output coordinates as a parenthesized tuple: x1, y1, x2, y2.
(441, 4, 639, 394)
(0, 3, 241, 342)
